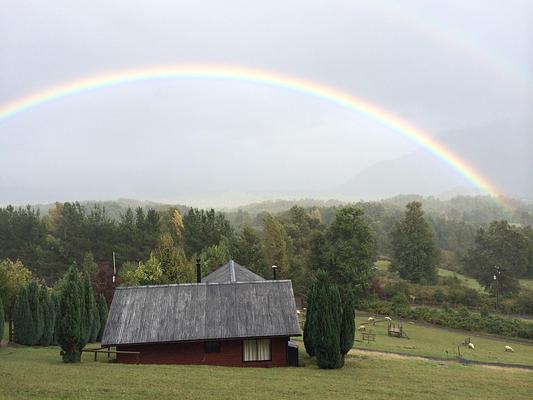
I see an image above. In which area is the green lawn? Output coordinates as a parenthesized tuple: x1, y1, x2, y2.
(1, 345, 532, 400)
(355, 313, 533, 365)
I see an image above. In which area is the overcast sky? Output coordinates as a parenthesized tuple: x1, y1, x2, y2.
(1, 0, 532, 205)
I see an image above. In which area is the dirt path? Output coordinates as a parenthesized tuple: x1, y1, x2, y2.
(349, 348, 533, 372)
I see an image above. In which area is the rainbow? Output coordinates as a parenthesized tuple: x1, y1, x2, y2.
(0, 64, 502, 199)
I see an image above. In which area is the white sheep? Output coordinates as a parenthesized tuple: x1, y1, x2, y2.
(468, 342, 475, 350)
(358, 325, 366, 332)
(296, 310, 301, 315)
(367, 317, 375, 322)
(505, 345, 514, 352)
(385, 316, 392, 321)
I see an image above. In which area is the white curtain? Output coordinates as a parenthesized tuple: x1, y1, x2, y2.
(243, 339, 271, 361)
(257, 339, 271, 361)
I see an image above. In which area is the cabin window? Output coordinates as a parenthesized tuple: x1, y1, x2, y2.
(243, 339, 271, 361)
(204, 341, 221, 353)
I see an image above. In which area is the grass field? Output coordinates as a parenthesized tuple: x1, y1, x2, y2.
(374, 260, 486, 293)
(354, 314, 533, 365)
(1, 345, 532, 400)
(436, 268, 486, 292)
(520, 279, 533, 290)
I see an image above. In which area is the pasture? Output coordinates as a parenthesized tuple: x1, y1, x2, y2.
(355, 314, 533, 365)
(1, 345, 532, 400)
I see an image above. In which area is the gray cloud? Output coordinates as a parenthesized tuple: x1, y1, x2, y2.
(0, 0, 532, 204)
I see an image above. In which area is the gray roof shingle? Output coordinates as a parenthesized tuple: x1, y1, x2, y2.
(101, 280, 301, 346)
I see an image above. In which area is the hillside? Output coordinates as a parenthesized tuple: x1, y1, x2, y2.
(341, 120, 533, 200)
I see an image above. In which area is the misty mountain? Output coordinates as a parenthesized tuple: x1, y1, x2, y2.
(340, 120, 533, 200)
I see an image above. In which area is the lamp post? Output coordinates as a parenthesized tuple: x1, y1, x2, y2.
(272, 265, 278, 280)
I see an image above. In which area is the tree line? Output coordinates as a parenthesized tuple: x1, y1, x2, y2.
(1, 199, 532, 311)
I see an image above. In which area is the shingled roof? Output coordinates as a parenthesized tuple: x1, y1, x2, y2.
(101, 280, 301, 346)
(202, 260, 265, 283)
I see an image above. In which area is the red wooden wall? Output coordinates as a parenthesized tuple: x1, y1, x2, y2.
(116, 336, 289, 367)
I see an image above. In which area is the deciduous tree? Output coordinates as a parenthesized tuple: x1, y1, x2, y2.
(0, 259, 32, 342)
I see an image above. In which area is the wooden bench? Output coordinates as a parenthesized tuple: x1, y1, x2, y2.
(361, 332, 376, 343)
(82, 347, 141, 364)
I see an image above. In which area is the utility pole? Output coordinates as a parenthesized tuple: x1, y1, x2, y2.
(493, 266, 501, 310)
(112, 251, 117, 288)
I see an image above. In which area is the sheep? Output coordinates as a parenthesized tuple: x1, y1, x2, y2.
(384, 316, 392, 321)
(367, 317, 375, 322)
(358, 325, 366, 332)
(468, 342, 475, 350)
(505, 345, 514, 352)
(296, 310, 301, 315)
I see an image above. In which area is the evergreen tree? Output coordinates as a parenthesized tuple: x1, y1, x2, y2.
(52, 291, 61, 345)
(96, 294, 108, 342)
(38, 286, 54, 346)
(391, 202, 440, 284)
(230, 225, 267, 277)
(81, 273, 97, 345)
(314, 271, 343, 369)
(27, 281, 44, 345)
(327, 206, 377, 298)
(339, 290, 355, 356)
(303, 277, 318, 357)
(0, 296, 4, 342)
(58, 266, 83, 362)
(13, 286, 31, 345)
(263, 215, 289, 277)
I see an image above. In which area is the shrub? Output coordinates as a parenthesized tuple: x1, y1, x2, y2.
(38, 286, 55, 346)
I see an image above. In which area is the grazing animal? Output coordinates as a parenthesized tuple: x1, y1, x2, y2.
(385, 317, 392, 321)
(296, 310, 301, 315)
(468, 342, 475, 350)
(358, 325, 366, 332)
(505, 345, 514, 352)
(368, 317, 375, 322)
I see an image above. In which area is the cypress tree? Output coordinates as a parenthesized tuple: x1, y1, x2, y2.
(38, 286, 54, 346)
(52, 291, 61, 345)
(340, 290, 355, 356)
(13, 286, 31, 345)
(315, 271, 343, 369)
(0, 296, 4, 342)
(27, 281, 44, 345)
(303, 277, 318, 356)
(81, 274, 97, 345)
(90, 302, 100, 343)
(96, 294, 108, 342)
(58, 266, 83, 362)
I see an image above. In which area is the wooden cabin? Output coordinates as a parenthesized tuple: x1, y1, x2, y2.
(101, 260, 301, 367)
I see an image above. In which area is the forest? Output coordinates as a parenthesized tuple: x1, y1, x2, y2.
(1, 195, 533, 316)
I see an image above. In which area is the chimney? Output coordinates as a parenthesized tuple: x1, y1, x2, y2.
(196, 258, 202, 283)
(272, 265, 278, 280)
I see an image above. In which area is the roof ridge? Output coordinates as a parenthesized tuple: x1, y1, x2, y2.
(116, 279, 289, 290)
